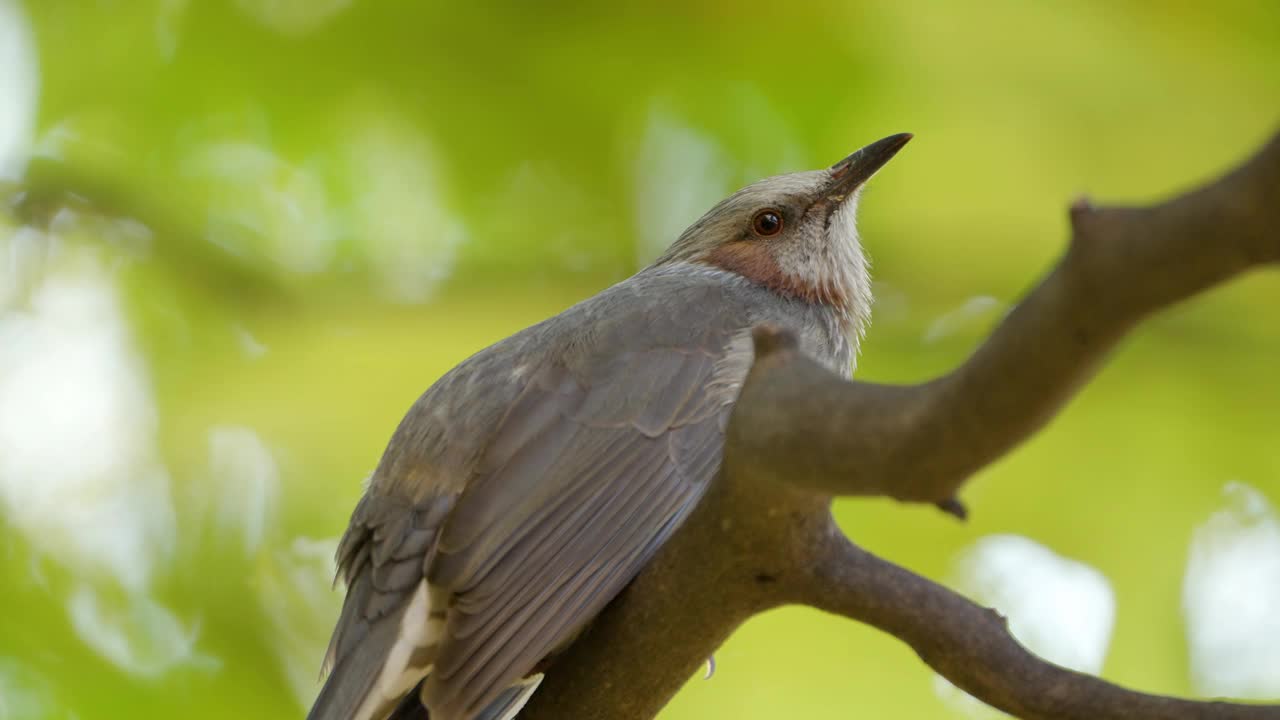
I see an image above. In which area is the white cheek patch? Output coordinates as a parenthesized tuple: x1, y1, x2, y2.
(827, 191, 861, 244)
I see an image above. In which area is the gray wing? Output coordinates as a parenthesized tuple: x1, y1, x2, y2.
(420, 338, 741, 718)
(311, 492, 453, 720)
(312, 271, 759, 720)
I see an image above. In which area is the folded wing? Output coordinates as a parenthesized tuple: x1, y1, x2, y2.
(424, 339, 740, 718)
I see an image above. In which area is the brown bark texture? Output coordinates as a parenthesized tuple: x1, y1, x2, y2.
(521, 129, 1280, 720)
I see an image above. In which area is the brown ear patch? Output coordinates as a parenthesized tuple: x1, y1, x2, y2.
(703, 242, 849, 309)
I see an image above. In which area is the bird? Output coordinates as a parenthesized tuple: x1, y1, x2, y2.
(308, 132, 913, 720)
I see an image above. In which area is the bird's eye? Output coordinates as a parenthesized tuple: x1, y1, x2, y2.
(751, 210, 783, 237)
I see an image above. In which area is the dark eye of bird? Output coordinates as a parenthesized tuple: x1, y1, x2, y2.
(751, 210, 783, 237)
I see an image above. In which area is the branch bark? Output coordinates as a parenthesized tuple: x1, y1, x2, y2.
(521, 128, 1280, 719)
(804, 528, 1280, 720)
(729, 129, 1280, 504)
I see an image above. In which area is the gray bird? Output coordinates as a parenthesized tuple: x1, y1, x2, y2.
(309, 133, 912, 720)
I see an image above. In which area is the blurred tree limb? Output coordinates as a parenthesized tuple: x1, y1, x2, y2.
(4, 156, 289, 305)
(521, 128, 1280, 719)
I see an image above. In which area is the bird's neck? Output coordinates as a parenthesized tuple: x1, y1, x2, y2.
(697, 242, 871, 343)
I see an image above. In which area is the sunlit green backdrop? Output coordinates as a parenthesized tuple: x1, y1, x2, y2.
(1, 1, 1278, 718)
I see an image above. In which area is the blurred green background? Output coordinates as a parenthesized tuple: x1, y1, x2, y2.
(1, 1, 1278, 718)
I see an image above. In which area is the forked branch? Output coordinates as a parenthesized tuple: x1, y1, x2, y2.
(730, 129, 1280, 505)
(521, 128, 1280, 719)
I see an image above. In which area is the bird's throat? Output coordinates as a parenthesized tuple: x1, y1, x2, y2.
(701, 242, 853, 312)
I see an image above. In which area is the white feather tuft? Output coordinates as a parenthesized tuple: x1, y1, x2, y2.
(351, 580, 438, 720)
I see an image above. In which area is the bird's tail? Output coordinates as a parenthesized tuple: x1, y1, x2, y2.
(386, 680, 430, 720)
(381, 674, 543, 720)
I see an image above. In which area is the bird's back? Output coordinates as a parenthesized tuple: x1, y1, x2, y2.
(311, 262, 851, 720)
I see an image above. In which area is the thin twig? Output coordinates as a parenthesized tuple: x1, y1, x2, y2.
(803, 526, 1280, 720)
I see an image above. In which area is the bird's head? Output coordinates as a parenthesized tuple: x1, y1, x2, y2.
(656, 133, 912, 335)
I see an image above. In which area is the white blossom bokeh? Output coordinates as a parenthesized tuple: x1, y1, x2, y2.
(233, 0, 354, 35)
(258, 536, 343, 709)
(0, 0, 36, 181)
(0, 657, 59, 720)
(923, 295, 1003, 344)
(631, 107, 732, 266)
(68, 584, 216, 678)
(1183, 482, 1280, 699)
(340, 104, 467, 304)
(183, 137, 341, 274)
(0, 220, 222, 680)
(205, 426, 282, 556)
(0, 241, 176, 592)
(935, 535, 1116, 717)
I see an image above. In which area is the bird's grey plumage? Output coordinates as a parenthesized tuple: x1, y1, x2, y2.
(309, 133, 911, 720)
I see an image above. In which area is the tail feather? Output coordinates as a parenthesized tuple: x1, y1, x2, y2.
(308, 617, 401, 720)
(473, 674, 542, 720)
(365, 674, 543, 720)
(386, 680, 430, 720)
(309, 581, 436, 720)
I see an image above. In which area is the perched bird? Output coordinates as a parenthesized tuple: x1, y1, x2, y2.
(309, 133, 912, 720)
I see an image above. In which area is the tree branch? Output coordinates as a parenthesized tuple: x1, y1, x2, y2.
(728, 129, 1280, 504)
(803, 526, 1280, 720)
(521, 128, 1280, 719)
(520, 469, 833, 719)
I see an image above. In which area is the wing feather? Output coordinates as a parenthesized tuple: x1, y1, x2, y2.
(466, 475, 691, 700)
(314, 275, 758, 720)
(423, 341, 734, 718)
(311, 493, 452, 720)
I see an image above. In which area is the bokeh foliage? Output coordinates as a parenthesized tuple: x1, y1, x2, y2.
(1, 1, 1278, 718)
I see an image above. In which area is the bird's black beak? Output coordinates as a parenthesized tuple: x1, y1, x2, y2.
(826, 133, 913, 201)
